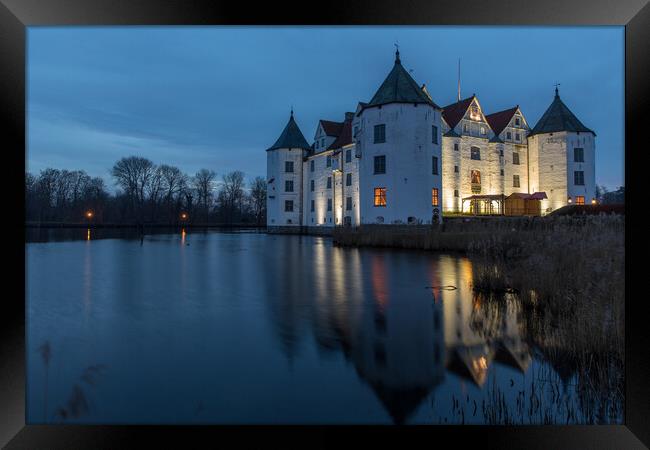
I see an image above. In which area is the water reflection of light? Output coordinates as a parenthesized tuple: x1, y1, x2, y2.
(86, 228, 91, 241)
(371, 254, 388, 311)
(181, 228, 186, 245)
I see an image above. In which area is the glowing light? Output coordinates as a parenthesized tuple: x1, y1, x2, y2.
(180, 212, 188, 220)
(86, 228, 91, 241)
(181, 228, 186, 244)
(86, 211, 93, 219)
(567, 197, 572, 203)
(591, 198, 597, 205)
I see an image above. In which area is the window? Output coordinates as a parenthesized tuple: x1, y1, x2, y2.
(513, 175, 520, 187)
(285, 180, 294, 192)
(345, 149, 352, 163)
(374, 155, 386, 174)
(311, 200, 315, 212)
(315, 141, 319, 149)
(515, 133, 521, 141)
(326, 155, 331, 167)
(454, 142, 459, 151)
(374, 187, 387, 207)
(374, 124, 386, 143)
(471, 146, 481, 160)
(327, 176, 332, 189)
(576, 196, 585, 205)
(432, 125, 438, 144)
(463, 123, 469, 133)
(285, 161, 294, 173)
(310, 179, 314, 191)
(321, 138, 325, 147)
(515, 117, 520, 126)
(574, 171, 585, 185)
(454, 189, 459, 197)
(480, 126, 486, 135)
(454, 165, 459, 173)
(354, 126, 359, 137)
(574, 147, 584, 162)
(499, 149, 504, 156)
(432, 156, 439, 175)
(346, 173, 352, 186)
(285, 200, 293, 212)
(327, 198, 332, 211)
(506, 131, 512, 140)
(310, 160, 314, 172)
(346, 196, 352, 210)
(513, 152, 520, 165)
(500, 169, 504, 176)
(431, 188, 439, 207)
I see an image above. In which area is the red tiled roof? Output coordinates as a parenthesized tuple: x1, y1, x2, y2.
(320, 120, 343, 137)
(328, 115, 353, 150)
(442, 96, 474, 129)
(485, 107, 518, 136)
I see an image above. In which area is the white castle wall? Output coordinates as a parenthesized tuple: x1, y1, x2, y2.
(267, 147, 305, 227)
(355, 103, 443, 224)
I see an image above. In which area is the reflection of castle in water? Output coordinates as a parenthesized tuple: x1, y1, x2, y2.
(262, 240, 532, 424)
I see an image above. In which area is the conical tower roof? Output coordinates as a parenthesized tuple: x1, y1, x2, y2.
(364, 50, 440, 110)
(529, 88, 595, 136)
(266, 110, 312, 151)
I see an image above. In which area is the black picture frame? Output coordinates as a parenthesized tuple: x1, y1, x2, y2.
(1, 0, 647, 447)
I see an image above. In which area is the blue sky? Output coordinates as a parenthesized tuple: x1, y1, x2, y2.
(27, 26, 624, 190)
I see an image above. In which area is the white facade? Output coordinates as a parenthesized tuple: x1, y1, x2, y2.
(266, 55, 596, 229)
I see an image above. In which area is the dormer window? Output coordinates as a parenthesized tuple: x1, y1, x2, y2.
(469, 105, 481, 121)
(463, 123, 469, 133)
(515, 117, 521, 126)
(506, 131, 512, 140)
(480, 126, 486, 135)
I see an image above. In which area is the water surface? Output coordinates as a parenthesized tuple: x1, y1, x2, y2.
(26, 229, 617, 424)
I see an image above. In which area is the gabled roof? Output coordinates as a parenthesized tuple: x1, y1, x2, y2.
(442, 95, 475, 129)
(320, 120, 343, 137)
(529, 89, 595, 136)
(328, 113, 354, 150)
(267, 111, 312, 151)
(485, 106, 519, 136)
(363, 50, 440, 111)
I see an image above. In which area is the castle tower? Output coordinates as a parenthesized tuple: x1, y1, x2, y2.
(527, 87, 596, 212)
(266, 110, 312, 230)
(354, 49, 444, 224)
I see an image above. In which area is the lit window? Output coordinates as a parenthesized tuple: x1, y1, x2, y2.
(374, 124, 386, 143)
(327, 177, 332, 189)
(310, 179, 314, 191)
(513, 175, 520, 188)
(345, 149, 352, 163)
(346, 196, 352, 210)
(471, 146, 481, 160)
(346, 173, 352, 186)
(513, 152, 520, 165)
(374, 188, 387, 207)
(432, 125, 438, 144)
(576, 196, 585, 205)
(432, 156, 438, 175)
(285, 180, 294, 192)
(326, 155, 331, 167)
(574, 147, 584, 162)
(285, 161, 294, 173)
(431, 188, 439, 207)
(374, 155, 386, 174)
(285, 200, 293, 212)
(327, 198, 332, 211)
(574, 171, 585, 185)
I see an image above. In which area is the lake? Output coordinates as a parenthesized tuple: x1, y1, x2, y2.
(25, 228, 621, 424)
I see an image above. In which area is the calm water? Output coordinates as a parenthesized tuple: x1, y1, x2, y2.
(26, 228, 613, 424)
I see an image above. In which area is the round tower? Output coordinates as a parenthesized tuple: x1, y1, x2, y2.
(266, 110, 312, 231)
(527, 87, 596, 212)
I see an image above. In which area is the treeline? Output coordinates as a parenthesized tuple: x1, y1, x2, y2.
(26, 156, 267, 225)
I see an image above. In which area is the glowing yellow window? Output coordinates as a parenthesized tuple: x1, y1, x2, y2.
(431, 188, 439, 207)
(374, 188, 387, 207)
(576, 196, 585, 205)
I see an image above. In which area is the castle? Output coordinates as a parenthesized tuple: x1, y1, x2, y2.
(266, 50, 596, 231)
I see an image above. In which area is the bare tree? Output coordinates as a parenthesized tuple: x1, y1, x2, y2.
(111, 156, 156, 223)
(193, 169, 216, 223)
(220, 170, 245, 224)
(249, 176, 267, 226)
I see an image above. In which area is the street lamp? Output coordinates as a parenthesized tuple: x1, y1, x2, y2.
(180, 212, 188, 222)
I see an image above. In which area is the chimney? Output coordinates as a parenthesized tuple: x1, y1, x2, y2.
(345, 112, 354, 121)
